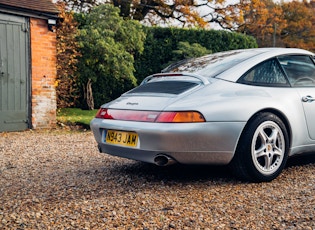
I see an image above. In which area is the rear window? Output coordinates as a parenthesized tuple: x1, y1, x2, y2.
(238, 58, 290, 86)
(127, 81, 198, 95)
(163, 49, 262, 77)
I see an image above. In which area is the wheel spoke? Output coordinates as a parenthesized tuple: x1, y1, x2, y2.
(258, 129, 269, 143)
(255, 129, 268, 158)
(255, 145, 267, 158)
(264, 154, 273, 170)
(270, 127, 284, 157)
(273, 146, 283, 157)
(269, 128, 279, 144)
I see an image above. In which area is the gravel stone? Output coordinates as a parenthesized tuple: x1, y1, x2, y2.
(0, 130, 315, 229)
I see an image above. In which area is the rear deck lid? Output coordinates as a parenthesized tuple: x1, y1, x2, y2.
(107, 73, 208, 110)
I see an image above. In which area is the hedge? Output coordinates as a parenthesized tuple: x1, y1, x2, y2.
(134, 27, 258, 83)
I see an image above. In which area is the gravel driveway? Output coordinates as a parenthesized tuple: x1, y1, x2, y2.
(0, 130, 314, 229)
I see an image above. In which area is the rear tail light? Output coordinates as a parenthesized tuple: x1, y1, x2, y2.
(155, 111, 205, 122)
(95, 108, 205, 123)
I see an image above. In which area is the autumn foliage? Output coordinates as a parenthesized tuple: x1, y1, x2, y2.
(238, 0, 315, 51)
(55, 2, 81, 108)
(238, 0, 285, 47)
(60, 0, 245, 29)
(281, 0, 315, 51)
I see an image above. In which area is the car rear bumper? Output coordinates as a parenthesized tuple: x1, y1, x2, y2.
(90, 118, 246, 165)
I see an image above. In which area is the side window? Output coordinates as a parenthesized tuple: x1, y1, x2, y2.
(278, 55, 315, 87)
(239, 58, 289, 86)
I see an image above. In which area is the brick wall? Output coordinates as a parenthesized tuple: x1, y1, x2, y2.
(30, 18, 57, 129)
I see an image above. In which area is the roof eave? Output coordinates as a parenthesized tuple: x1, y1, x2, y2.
(0, 4, 59, 19)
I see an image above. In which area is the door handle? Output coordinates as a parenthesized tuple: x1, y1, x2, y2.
(302, 95, 315, 102)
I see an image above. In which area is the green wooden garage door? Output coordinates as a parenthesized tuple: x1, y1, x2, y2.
(0, 13, 30, 132)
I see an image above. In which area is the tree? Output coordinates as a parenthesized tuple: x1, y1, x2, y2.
(172, 41, 212, 60)
(236, 0, 315, 51)
(237, 0, 285, 47)
(76, 4, 145, 109)
(59, 0, 245, 29)
(281, 0, 315, 52)
(55, 2, 81, 108)
(61, 0, 98, 12)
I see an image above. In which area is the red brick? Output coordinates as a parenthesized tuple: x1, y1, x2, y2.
(30, 18, 57, 129)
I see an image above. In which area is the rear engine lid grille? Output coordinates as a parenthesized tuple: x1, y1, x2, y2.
(127, 81, 198, 95)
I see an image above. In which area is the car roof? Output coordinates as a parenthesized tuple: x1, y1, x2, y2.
(164, 48, 314, 82)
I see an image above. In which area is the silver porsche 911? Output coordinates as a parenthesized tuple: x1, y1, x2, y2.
(90, 47, 315, 182)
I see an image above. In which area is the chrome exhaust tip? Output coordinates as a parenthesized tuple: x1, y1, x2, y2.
(154, 154, 176, 166)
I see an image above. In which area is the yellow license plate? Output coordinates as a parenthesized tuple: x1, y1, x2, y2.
(105, 130, 138, 147)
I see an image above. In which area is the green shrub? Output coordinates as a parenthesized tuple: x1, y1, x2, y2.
(134, 27, 257, 82)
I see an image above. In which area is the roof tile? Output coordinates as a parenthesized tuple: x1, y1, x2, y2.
(0, 0, 59, 14)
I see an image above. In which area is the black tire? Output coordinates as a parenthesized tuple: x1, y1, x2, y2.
(230, 112, 289, 182)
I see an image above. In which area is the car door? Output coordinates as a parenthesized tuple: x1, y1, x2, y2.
(279, 55, 315, 140)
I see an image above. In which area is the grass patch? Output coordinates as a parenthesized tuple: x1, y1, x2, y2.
(57, 108, 98, 129)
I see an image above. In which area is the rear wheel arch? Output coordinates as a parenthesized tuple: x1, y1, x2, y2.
(243, 109, 292, 148)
